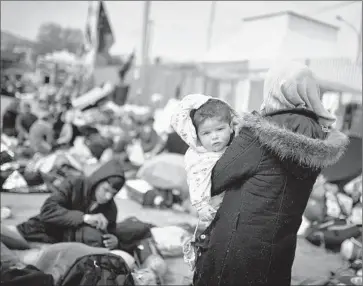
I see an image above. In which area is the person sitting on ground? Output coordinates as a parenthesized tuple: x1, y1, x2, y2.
(10, 159, 125, 250)
(100, 133, 132, 167)
(137, 119, 164, 159)
(54, 111, 82, 148)
(28, 113, 55, 155)
(2, 99, 20, 137)
(15, 101, 38, 144)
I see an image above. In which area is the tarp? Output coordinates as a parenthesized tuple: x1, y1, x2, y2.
(71, 82, 114, 110)
(137, 153, 189, 199)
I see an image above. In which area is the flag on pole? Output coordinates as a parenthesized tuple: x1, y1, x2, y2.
(97, 1, 114, 53)
(119, 49, 135, 81)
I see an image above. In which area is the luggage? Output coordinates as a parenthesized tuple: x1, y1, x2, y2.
(133, 238, 167, 285)
(1, 265, 54, 286)
(306, 219, 361, 251)
(114, 217, 154, 245)
(74, 226, 105, 248)
(137, 153, 189, 197)
(0, 151, 13, 166)
(125, 179, 154, 205)
(57, 253, 134, 286)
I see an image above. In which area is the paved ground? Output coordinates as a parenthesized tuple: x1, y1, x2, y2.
(1, 191, 345, 285)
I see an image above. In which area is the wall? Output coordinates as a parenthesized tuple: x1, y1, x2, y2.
(248, 79, 264, 112)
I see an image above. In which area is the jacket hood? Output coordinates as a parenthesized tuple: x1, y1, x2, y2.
(84, 159, 125, 199)
(171, 94, 212, 152)
(242, 111, 349, 170)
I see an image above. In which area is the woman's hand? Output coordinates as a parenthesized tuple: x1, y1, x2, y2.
(232, 115, 244, 134)
(102, 233, 118, 250)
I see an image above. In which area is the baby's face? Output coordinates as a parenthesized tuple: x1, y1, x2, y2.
(197, 117, 232, 152)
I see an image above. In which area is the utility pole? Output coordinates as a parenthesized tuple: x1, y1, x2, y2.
(147, 20, 154, 64)
(357, 12, 362, 64)
(206, 1, 216, 52)
(204, 1, 216, 94)
(140, 1, 151, 103)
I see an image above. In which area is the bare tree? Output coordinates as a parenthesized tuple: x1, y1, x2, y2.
(35, 22, 84, 56)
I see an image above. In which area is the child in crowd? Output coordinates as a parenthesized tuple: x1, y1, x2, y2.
(171, 94, 240, 225)
(28, 113, 55, 155)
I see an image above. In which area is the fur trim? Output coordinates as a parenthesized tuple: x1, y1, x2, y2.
(242, 113, 349, 169)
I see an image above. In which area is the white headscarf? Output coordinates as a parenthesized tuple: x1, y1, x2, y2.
(261, 61, 336, 127)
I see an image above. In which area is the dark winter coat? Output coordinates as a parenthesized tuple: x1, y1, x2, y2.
(17, 159, 125, 244)
(193, 109, 349, 286)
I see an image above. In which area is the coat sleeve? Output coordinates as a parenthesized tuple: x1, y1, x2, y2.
(39, 177, 85, 227)
(211, 129, 263, 196)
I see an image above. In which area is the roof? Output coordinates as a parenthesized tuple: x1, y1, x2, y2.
(200, 20, 340, 63)
(242, 10, 339, 31)
(1, 30, 35, 48)
(1, 50, 21, 62)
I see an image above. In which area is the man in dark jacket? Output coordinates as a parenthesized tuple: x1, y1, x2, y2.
(193, 62, 349, 286)
(2, 99, 20, 137)
(16, 159, 125, 249)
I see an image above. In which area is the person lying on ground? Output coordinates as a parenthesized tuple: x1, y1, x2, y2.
(10, 159, 125, 250)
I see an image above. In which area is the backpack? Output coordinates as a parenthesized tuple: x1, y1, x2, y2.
(57, 253, 135, 286)
(0, 265, 54, 286)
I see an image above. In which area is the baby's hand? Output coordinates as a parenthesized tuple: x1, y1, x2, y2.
(232, 115, 244, 134)
(198, 205, 217, 223)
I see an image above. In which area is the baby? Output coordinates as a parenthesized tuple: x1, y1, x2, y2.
(171, 94, 239, 225)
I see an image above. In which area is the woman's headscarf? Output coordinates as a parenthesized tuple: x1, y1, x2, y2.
(260, 61, 336, 127)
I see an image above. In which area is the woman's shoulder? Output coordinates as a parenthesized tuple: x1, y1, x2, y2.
(237, 111, 349, 169)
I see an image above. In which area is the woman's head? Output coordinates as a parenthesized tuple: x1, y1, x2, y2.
(192, 99, 234, 152)
(261, 61, 336, 127)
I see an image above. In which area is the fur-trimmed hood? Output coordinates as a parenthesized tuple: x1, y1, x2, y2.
(241, 112, 349, 169)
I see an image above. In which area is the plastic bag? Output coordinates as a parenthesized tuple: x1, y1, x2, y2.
(127, 140, 145, 166)
(3, 170, 28, 190)
(151, 226, 190, 257)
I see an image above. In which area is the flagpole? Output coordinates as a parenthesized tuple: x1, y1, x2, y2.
(140, 1, 151, 103)
(357, 12, 362, 64)
(203, 1, 216, 94)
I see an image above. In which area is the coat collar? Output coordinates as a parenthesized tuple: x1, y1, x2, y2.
(241, 112, 349, 169)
